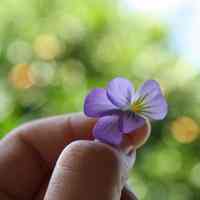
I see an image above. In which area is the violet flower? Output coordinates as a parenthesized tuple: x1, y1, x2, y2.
(84, 77, 168, 145)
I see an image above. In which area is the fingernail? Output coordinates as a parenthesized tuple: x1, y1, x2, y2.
(121, 121, 151, 153)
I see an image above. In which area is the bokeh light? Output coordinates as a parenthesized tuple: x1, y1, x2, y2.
(9, 64, 34, 89)
(6, 40, 32, 64)
(31, 61, 55, 86)
(171, 116, 200, 143)
(58, 16, 85, 44)
(34, 34, 62, 61)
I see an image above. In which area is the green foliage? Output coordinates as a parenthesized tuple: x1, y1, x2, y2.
(0, 0, 200, 199)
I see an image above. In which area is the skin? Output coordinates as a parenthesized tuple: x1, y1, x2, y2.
(0, 113, 150, 200)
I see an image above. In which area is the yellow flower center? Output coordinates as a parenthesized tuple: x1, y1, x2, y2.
(131, 101, 143, 113)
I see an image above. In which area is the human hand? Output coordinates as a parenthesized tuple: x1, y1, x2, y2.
(0, 113, 149, 200)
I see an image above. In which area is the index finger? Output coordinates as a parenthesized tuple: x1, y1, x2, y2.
(0, 113, 96, 199)
(0, 113, 148, 200)
(16, 113, 96, 167)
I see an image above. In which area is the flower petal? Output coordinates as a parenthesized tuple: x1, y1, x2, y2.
(93, 116, 122, 145)
(136, 80, 162, 102)
(84, 88, 118, 117)
(143, 94, 168, 120)
(107, 77, 134, 108)
(120, 111, 145, 133)
(136, 80, 168, 120)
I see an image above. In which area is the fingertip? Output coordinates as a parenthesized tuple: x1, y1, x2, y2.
(45, 140, 127, 200)
(120, 121, 151, 151)
(57, 140, 121, 172)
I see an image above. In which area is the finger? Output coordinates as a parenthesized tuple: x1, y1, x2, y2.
(0, 113, 95, 199)
(44, 140, 136, 200)
(0, 113, 149, 199)
(122, 120, 151, 150)
(121, 186, 138, 200)
(14, 113, 96, 167)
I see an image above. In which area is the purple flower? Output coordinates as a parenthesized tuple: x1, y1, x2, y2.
(84, 77, 168, 145)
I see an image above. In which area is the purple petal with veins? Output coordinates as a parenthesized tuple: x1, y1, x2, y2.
(136, 80, 162, 103)
(119, 111, 145, 133)
(136, 80, 168, 120)
(93, 115, 122, 145)
(107, 77, 134, 108)
(142, 94, 168, 120)
(84, 88, 118, 117)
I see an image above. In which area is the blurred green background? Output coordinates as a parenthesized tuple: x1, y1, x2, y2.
(0, 0, 200, 199)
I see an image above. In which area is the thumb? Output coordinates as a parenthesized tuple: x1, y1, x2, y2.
(44, 140, 135, 200)
(44, 141, 134, 200)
